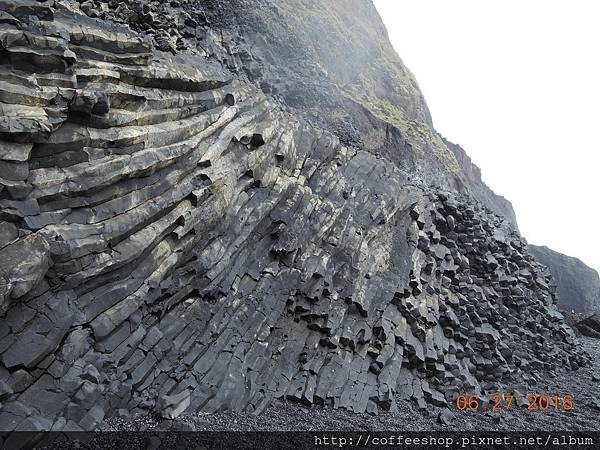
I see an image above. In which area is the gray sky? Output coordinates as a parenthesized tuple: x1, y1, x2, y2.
(373, 0, 600, 273)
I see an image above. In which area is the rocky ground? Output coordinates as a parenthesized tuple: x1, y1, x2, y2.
(101, 335, 600, 433)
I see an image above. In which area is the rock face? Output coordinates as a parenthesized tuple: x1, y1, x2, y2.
(0, 0, 589, 434)
(529, 245, 600, 313)
(63, 0, 519, 225)
(573, 314, 600, 338)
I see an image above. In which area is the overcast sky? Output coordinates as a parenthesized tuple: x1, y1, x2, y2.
(373, 0, 600, 273)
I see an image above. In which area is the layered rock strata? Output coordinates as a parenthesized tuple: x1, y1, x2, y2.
(0, 0, 588, 434)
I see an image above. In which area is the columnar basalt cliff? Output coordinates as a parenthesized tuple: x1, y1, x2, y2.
(0, 0, 590, 435)
(62, 0, 519, 224)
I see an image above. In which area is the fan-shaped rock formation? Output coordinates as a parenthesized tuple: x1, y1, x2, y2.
(0, 0, 589, 435)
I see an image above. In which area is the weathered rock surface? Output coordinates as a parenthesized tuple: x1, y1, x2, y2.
(0, 0, 590, 436)
(574, 314, 600, 338)
(65, 0, 519, 226)
(529, 245, 600, 312)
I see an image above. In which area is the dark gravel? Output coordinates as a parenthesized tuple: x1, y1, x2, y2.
(101, 336, 600, 432)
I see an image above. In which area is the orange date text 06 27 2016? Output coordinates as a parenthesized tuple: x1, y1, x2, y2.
(455, 394, 574, 412)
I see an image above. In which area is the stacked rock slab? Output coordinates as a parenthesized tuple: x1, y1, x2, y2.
(0, 0, 588, 434)
(574, 314, 600, 338)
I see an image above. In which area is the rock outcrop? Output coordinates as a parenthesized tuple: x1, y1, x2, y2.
(0, 0, 589, 436)
(573, 314, 600, 338)
(529, 246, 600, 313)
(63, 0, 519, 225)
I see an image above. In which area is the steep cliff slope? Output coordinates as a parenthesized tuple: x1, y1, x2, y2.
(0, 0, 589, 435)
(70, 0, 518, 225)
(529, 246, 600, 312)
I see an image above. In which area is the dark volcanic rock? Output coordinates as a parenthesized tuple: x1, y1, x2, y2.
(574, 314, 600, 338)
(99, 336, 600, 433)
(529, 245, 600, 312)
(0, 0, 591, 439)
(72, 0, 518, 225)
